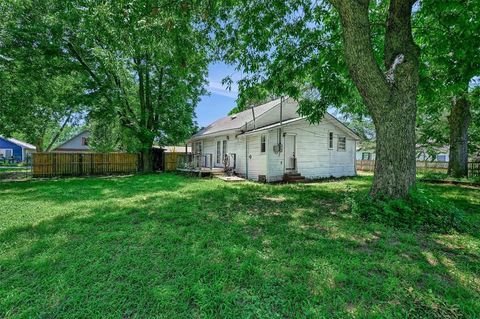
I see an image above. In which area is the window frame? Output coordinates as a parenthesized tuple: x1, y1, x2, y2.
(328, 132, 334, 150)
(260, 134, 266, 153)
(194, 141, 203, 155)
(0, 148, 13, 158)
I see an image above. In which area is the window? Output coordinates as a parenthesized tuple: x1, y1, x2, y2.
(222, 140, 227, 158)
(216, 141, 221, 163)
(195, 141, 202, 155)
(81, 137, 89, 146)
(328, 132, 334, 149)
(337, 136, 346, 151)
(362, 152, 371, 160)
(437, 154, 447, 162)
(0, 149, 13, 158)
(260, 135, 266, 153)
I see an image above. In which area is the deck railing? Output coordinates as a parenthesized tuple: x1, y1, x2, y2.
(177, 153, 213, 170)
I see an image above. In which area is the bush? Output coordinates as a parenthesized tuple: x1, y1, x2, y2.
(348, 189, 468, 233)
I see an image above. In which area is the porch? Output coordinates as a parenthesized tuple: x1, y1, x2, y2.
(176, 153, 237, 177)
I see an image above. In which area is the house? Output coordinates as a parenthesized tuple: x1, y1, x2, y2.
(0, 136, 36, 162)
(186, 97, 360, 182)
(356, 144, 450, 162)
(356, 144, 376, 161)
(53, 131, 91, 152)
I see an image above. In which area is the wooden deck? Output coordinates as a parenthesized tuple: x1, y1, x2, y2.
(177, 167, 224, 177)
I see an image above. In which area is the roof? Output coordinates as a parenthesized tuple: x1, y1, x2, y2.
(242, 118, 305, 135)
(193, 98, 283, 138)
(192, 97, 361, 141)
(0, 136, 36, 149)
(155, 145, 192, 153)
(54, 130, 89, 150)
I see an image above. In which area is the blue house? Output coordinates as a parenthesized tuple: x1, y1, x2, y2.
(0, 136, 36, 162)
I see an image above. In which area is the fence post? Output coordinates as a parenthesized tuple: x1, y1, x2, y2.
(79, 154, 83, 176)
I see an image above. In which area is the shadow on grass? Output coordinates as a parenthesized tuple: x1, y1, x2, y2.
(0, 173, 479, 318)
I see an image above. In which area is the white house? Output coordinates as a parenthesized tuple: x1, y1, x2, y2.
(187, 98, 360, 182)
(53, 131, 91, 152)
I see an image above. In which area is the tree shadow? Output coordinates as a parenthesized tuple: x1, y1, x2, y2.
(0, 174, 479, 317)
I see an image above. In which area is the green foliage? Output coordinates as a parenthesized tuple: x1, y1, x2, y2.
(0, 0, 89, 150)
(66, 0, 211, 153)
(415, 0, 480, 153)
(213, 1, 366, 122)
(349, 189, 468, 233)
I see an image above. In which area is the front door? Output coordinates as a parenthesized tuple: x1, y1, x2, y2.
(216, 140, 227, 166)
(284, 134, 296, 172)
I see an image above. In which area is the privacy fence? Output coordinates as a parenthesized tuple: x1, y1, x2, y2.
(356, 160, 480, 177)
(32, 153, 139, 178)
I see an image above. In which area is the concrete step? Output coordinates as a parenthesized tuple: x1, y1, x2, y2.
(283, 172, 306, 183)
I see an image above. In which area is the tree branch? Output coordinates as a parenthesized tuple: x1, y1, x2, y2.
(45, 111, 73, 152)
(329, 0, 389, 113)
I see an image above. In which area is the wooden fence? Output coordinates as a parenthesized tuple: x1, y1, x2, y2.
(164, 152, 184, 171)
(32, 152, 139, 178)
(357, 160, 480, 177)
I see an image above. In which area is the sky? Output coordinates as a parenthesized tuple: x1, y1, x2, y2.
(195, 62, 241, 128)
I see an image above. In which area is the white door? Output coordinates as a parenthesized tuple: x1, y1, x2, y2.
(216, 140, 227, 166)
(284, 135, 296, 172)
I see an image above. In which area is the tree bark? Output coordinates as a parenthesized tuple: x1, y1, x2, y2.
(448, 95, 471, 177)
(331, 0, 419, 198)
(371, 97, 417, 197)
(140, 147, 154, 173)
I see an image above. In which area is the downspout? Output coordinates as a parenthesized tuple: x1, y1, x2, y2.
(245, 122, 249, 179)
(251, 105, 256, 130)
(354, 140, 357, 176)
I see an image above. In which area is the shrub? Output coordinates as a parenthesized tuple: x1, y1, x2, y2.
(348, 189, 468, 233)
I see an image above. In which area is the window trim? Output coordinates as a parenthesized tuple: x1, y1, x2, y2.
(81, 137, 89, 146)
(260, 134, 266, 153)
(328, 132, 334, 150)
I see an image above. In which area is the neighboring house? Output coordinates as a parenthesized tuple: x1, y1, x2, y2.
(356, 145, 376, 161)
(416, 146, 450, 162)
(161, 145, 192, 153)
(53, 131, 91, 152)
(357, 144, 450, 162)
(188, 97, 360, 182)
(0, 136, 36, 162)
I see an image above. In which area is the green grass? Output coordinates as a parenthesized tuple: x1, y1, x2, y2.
(0, 174, 479, 318)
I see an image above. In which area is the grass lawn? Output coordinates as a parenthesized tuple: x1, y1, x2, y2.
(0, 174, 479, 318)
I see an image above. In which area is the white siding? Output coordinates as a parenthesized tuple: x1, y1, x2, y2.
(55, 131, 90, 151)
(265, 118, 356, 181)
(245, 134, 267, 181)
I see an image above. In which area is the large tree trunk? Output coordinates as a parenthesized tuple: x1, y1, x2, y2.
(332, 0, 420, 198)
(371, 98, 417, 197)
(448, 95, 471, 177)
(141, 147, 153, 173)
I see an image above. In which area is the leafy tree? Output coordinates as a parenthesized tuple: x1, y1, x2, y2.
(65, 0, 210, 171)
(415, 0, 480, 177)
(0, 0, 88, 151)
(215, 0, 420, 198)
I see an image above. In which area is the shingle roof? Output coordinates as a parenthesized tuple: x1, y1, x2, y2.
(0, 136, 36, 149)
(193, 98, 282, 137)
